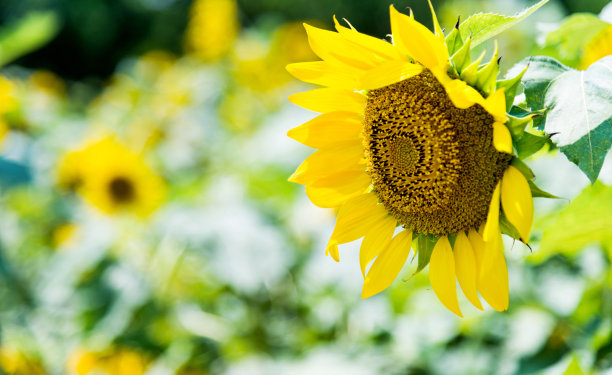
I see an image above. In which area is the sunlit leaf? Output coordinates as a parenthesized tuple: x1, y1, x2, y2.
(531, 182, 612, 262)
(458, 0, 549, 48)
(544, 56, 612, 182)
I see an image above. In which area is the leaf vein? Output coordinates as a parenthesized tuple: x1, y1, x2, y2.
(579, 71, 594, 172)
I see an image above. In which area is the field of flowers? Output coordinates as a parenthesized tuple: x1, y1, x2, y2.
(0, 0, 610, 374)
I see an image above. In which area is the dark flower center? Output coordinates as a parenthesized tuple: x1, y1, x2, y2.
(363, 70, 511, 235)
(109, 176, 136, 203)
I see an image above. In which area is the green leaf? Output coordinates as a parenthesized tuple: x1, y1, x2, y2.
(512, 157, 535, 180)
(543, 56, 612, 182)
(458, 0, 549, 48)
(531, 182, 612, 263)
(507, 56, 570, 129)
(415, 234, 437, 273)
(559, 119, 612, 184)
(0, 11, 60, 66)
(540, 14, 608, 68)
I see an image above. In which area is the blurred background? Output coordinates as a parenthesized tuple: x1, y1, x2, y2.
(0, 0, 610, 374)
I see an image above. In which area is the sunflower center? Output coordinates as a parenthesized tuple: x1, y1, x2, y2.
(363, 70, 512, 235)
(109, 177, 136, 203)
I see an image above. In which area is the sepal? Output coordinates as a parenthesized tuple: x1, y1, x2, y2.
(415, 233, 438, 273)
(511, 157, 535, 180)
(460, 49, 485, 86)
(499, 213, 522, 241)
(497, 64, 528, 111)
(445, 19, 463, 56)
(528, 179, 561, 199)
(515, 131, 551, 159)
(506, 112, 537, 140)
(476, 41, 499, 95)
(450, 36, 472, 74)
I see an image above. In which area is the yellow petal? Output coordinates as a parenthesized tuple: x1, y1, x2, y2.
(289, 88, 366, 113)
(326, 240, 340, 262)
(327, 193, 388, 256)
(286, 61, 360, 88)
(359, 61, 423, 90)
(436, 72, 487, 109)
(468, 229, 509, 311)
(306, 170, 371, 208)
(361, 229, 412, 298)
(501, 166, 534, 242)
(287, 111, 362, 149)
(288, 142, 364, 185)
(493, 122, 513, 154)
(429, 236, 463, 317)
(360, 216, 396, 277)
(389, 5, 449, 70)
(453, 232, 483, 310)
(303, 23, 380, 71)
(481, 181, 503, 279)
(333, 16, 403, 62)
(482, 182, 501, 242)
(483, 88, 507, 123)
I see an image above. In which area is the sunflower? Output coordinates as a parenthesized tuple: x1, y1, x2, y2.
(184, 0, 239, 61)
(287, 4, 539, 315)
(58, 137, 166, 217)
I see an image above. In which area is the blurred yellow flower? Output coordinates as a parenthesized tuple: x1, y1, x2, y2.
(580, 24, 612, 69)
(0, 75, 17, 114)
(28, 70, 66, 96)
(67, 348, 149, 375)
(58, 137, 166, 217)
(0, 75, 17, 145)
(0, 347, 46, 375)
(135, 51, 177, 82)
(185, 0, 239, 61)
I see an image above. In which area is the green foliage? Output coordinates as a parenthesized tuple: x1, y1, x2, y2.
(511, 56, 570, 128)
(458, 0, 549, 48)
(533, 182, 612, 262)
(0, 11, 60, 66)
(540, 13, 609, 68)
